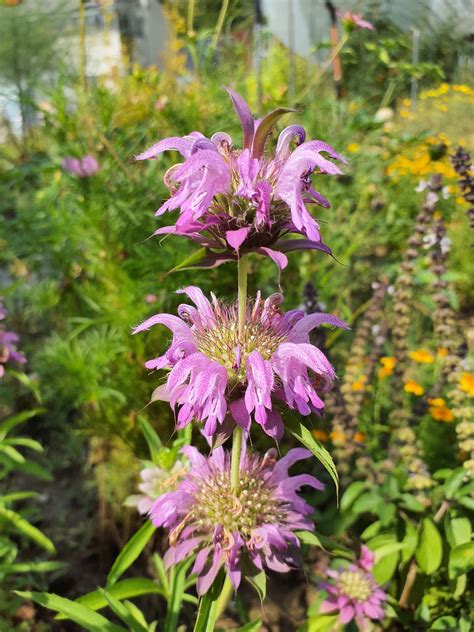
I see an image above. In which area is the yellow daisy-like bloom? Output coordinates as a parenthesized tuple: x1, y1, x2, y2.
(378, 356, 397, 379)
(404, 380, 425, 396)
(427, 397, 446, 407)
(437, 347, 449, 357)
(351, 375, 367, 391)
(409, 349, 435, 364)
(312, 429, 329, 443)
(330, 431, 347, 445)
(429, 406, 454, 422)
(459, 373, 474, 397)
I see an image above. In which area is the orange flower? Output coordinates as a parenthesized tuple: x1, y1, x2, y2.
(437, 347, 449, 357)
(312, 429, 329, 443)
(427, 397, 445, 407)
(330, 431, 347, 445)
(459, 373, 474, 397)
(351, 375, 367, 391)
(404, 380, 424, 396)
(378, 356, 397, 379)
(354, 432, 366, 443)
(429, 406, 454, 422)
(409, 349, 435, 364)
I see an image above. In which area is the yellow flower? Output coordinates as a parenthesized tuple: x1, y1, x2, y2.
(429, 406, 454, 422)
(409, 349, 435, 364)
(330, 431, 347, 445)
(346, 143, 360, 153)
(437, 347, 449, 357)
(381, 356, 397, 369)
(312, 429, 329, 443)
(459, 373, 474, 397)
(351, 375, 367, 391)
(354, 432, 366, 443)
(427, 398, 445, 407)
(404, 381, 425, 396)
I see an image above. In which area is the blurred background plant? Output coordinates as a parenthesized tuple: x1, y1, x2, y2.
(0, 0, 473, 629)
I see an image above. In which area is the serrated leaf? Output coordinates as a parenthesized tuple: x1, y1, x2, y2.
(0, 506, 55, 553)
(106, 521, 156, 587)
(284, 414, 338, 498)
(14, 591, 125, 632)
(416, 518, 443, 575)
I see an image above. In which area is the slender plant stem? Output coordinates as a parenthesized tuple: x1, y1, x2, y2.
(237, 256, 249, 341)
(211, 0, 230, 50)
(296, 33, 349, 102)
(214, 576, 234, 621)
(187, 0, 196, 35)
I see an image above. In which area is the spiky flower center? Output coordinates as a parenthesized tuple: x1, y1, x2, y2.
(191, 468, 287, 538)
(338, 570, 372, 602)
(194, 307, 287, 383)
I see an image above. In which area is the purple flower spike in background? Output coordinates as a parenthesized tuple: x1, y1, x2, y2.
(133, 287, 348, 439)
(0, 299, 26, 379)
(136, 89, 347, 269)
(319, 545, 387, 629)
(62, 155, 100, 178)
(150, 444, 324, 595)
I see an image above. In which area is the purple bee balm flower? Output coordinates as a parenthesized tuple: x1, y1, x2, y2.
(135, 89, 347, 269)
(319, 546, 387, 629)
(337, 10, 374, 31)
(0, 330, 27, 378)
(62, 155, 100, 178)
(133, 286, 348, 440)
(150, 444, 324, 595)
(125, 459, 188, 515)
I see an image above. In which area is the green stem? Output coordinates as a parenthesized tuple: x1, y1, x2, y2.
(214, 576, 234, 621)
(211, 0, 230, 50)
(231, 425, 243, 493)
(296, 33, 349, 102)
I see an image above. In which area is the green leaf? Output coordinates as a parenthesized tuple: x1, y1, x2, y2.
(99, 589, 148, 632)
(416, 518, 443, 575)
(56, 579, 162, 619)
(399, 493, 424, 513)
(401, 520, 418, 564)
(0, 560, 66, 574)
(445, 516, 472, 548)
(252, 107, 295, 158)
(0, 408, 45, 439)
(0, 491, 39, 504)
(4, 437, 43, 452)
(284, 415, 338, 498)
(430, 616, 458, 630)
(245, 569, 266, 603)
(14, 591, 125, 632)
(448, 542, 474, 579)
(307, 615, 339, 632)
(0, 445, 25, 463)
(373, 550, 399, 584)
(236, 620, 262, 632)
(106, 521, 156, 587)
(0, 506, 55, 553)
(361, 521, 382, 540)
(153, 553, 169, 596)
(340, 481, 367, 512)
(167, 248, 233, 275)
(296, 531, 324, 548)
(164, 557, 195, 632)
(193, 572, 224, 632)
(444, 468, 468, 499)
(138, 418, 162, 463)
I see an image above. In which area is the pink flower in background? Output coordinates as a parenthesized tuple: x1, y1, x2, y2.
(62, 155, 100, 178)
(319, 546, 387, 628)
(136, 89, 346, 269)
(145, 294, 158, 304)
(337, 10, 374, 31)
(133, 286, 347, 439)
(125, 459, 188, 515)
(0, 300, 26, 378)
(150, 444, 324, 595)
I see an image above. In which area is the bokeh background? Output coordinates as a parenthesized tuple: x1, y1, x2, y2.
(0, 1, 473, 630)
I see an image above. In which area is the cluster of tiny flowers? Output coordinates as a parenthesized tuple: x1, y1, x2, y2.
(0, 299, 26, 379)
(62, 155, 100, 178)
(319, 546, 387, 629)
(136, 89, 346, 269)
(134, 286, 347, 439)
(150, 444, 323, 595)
